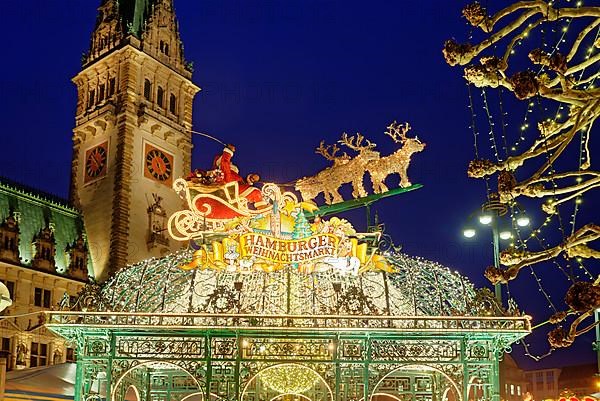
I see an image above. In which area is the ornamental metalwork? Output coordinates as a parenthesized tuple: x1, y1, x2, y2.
(41, 174, 534, 401)
(45, 248, 530, 401)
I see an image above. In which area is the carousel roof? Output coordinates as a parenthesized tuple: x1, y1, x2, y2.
(96, 249, 498, 318)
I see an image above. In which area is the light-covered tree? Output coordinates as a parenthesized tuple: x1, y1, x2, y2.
(445, 1, 600, 351)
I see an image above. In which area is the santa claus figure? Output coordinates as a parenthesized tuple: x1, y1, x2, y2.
(214, 144, 266, 208)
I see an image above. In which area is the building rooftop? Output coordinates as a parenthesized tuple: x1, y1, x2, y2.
(0, 177, 92, 277)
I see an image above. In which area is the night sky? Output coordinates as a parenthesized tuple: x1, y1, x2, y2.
(0, 1, 597, 369)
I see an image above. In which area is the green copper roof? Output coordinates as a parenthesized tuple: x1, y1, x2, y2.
(117, 0, 160, 37)
(0, 177, 92, 278)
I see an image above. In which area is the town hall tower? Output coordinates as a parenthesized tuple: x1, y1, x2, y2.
(70, 0, 200, 280)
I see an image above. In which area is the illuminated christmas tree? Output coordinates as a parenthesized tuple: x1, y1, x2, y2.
(292, 209, 312, 240)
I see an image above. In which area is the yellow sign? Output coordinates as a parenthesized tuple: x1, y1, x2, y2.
(240, 233, 339, 263)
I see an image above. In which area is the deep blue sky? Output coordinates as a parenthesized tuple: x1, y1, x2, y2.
(0, 1, 596, 368)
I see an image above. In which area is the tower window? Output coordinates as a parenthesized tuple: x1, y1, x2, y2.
(160, 41, 170, 56)
(98, 83, 105, 103)
(88, 89, 95, 108)
(108, 77, 116, 97)
(143, 79, 152, 101)
(169, 94, 177, 114)
(157, 86, 164, 108)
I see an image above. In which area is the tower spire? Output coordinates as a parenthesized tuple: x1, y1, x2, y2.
(85, 0, 190, 76)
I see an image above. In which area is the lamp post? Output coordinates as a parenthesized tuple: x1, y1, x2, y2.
(463, 194, 530, 306)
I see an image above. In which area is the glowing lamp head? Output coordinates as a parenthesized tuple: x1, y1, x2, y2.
(0, 282, 12, 312)
(479, 214, 493, 225)
(516, 215, 530, 227)
(499, 230, 513, 240)
(463, 228, 476, 238)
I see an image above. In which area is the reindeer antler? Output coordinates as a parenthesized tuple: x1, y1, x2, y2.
(339, 132, 376, 151)
(385, 121, 411, 143)
(316, 140, 346, 161)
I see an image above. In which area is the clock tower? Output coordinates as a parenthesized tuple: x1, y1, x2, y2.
(71, 0, 200, 280)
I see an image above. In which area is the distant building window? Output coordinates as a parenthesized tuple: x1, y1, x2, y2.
(108, 77, 116, 97)
(66, 347, 76, 362)
(34, 288, 51, 308)
(157, 86, 164, 108)
(510, 384, 514, 395)
(1, 338, 10, 352)
(517, 386, 521, 396)
(169, 94, 177, 114)
(535, 372, 544, 382)
(547, 381, 553, 390)
(30, 342, 47, 368)
(546, 371, 554, 381)
(144, 79, 152, 101)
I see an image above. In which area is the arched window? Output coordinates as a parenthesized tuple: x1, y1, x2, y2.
(160, 41, 170, 56)
(143, 79, 152, 101)
(157, 86, 164, 108)
(169, 94, 176, 114)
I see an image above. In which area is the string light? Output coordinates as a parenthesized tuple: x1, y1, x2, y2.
(458, 0, 599, 359)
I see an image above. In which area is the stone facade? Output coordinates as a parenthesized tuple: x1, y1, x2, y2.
(500, 354, 529, 401)
(0, 179, 90, 371)
(0, 260, 84, 370)
(71, 0, 200, 280)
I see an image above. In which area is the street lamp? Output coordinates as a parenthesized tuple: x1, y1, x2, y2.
(462, 194, 530, 306)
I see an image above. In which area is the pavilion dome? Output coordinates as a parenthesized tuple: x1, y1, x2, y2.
(97, 249, 498, 317)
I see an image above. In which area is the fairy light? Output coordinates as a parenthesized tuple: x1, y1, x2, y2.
(258, 364, 321, 393)
(457, 0, 599, 359)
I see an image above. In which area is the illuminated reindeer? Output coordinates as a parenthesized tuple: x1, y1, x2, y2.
(366, 122, 426, 193)
(338, 133, 380, 198)
(295, 142, 348, 204)
(295, 135, 379, 204)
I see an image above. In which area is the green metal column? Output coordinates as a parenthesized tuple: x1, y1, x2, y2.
(492, 352, 501, 401)
(106, 334, 115, 401)
(461, 339, 469, 401)
(74, 358, 84, 401)
(334, 336, 340, 401)
(235, 333, 241, 401)
(364, 336, 371, 401)
(205, 333, 212, 401)
(491, 216, 502, 306)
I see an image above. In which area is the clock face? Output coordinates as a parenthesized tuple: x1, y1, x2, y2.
(144, 145, 173, 185)
(84, 142, 108, 183)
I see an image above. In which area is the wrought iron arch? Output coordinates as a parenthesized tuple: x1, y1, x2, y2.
(370, 364, 462, 401)
(241, 363, 334, 401)
(111, 361, 204, 401)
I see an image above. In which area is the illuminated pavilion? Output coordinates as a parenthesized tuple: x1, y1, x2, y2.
(45, 248, 530, 401)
